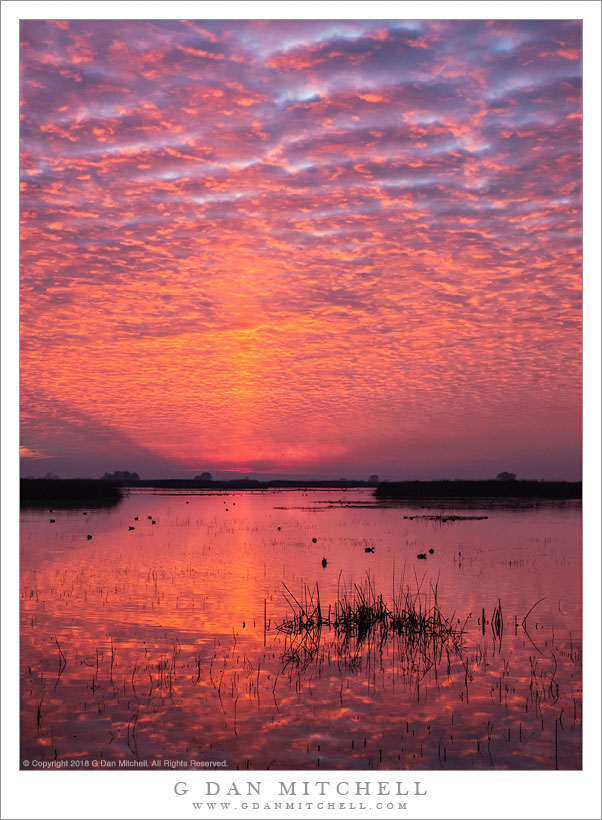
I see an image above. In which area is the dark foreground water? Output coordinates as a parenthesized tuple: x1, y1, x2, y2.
(20, 489, 581, 770)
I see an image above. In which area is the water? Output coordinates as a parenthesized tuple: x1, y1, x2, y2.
(20, 489, 582, 770)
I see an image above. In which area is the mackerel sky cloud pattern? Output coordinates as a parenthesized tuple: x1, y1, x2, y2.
(20, 19, 582, 479)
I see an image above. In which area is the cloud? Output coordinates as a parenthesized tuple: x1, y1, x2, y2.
(20, 446, 52, 460)
(19, 20, 582, 478)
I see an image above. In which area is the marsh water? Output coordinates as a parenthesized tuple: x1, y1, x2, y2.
(20, 489, 581, 770)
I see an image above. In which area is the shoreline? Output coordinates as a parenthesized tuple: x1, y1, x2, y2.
(20, 477, 582, 509)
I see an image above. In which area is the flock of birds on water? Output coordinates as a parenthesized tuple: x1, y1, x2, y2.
(47, 500, 437, 564)
(320, 545, 434, 567)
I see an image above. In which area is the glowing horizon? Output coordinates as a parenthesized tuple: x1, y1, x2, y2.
(20, 19, 582, 480)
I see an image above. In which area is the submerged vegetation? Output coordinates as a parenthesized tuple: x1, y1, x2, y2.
(375, 479, 581, 500)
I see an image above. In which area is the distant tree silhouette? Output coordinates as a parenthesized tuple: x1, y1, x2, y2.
(496, 471, 517, 481)
(369, 474, 379, 483)
(102, 471, 140, 481)
(195, 472, 213, 481)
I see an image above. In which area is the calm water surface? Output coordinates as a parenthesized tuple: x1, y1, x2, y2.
(20, 489, 581, 770)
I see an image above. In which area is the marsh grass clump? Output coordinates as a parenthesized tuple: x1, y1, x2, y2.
(276, 573, 464, 670)
(334, 574, 462, 652)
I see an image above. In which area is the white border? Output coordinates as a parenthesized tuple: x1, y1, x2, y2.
(2, 2, 600, 819)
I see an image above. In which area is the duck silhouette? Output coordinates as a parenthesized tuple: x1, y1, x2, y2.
(428, 548, 434, 554)
(87, 535, 92, 540)
(129, 526, 135, 531)
(417, 553, 427, 560)
(312, 537, 318, 543)
(365, 546, 375, 553)
(321, 557, 327, 568)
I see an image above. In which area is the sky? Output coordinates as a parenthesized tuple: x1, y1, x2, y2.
(19, 18, 582, 480)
